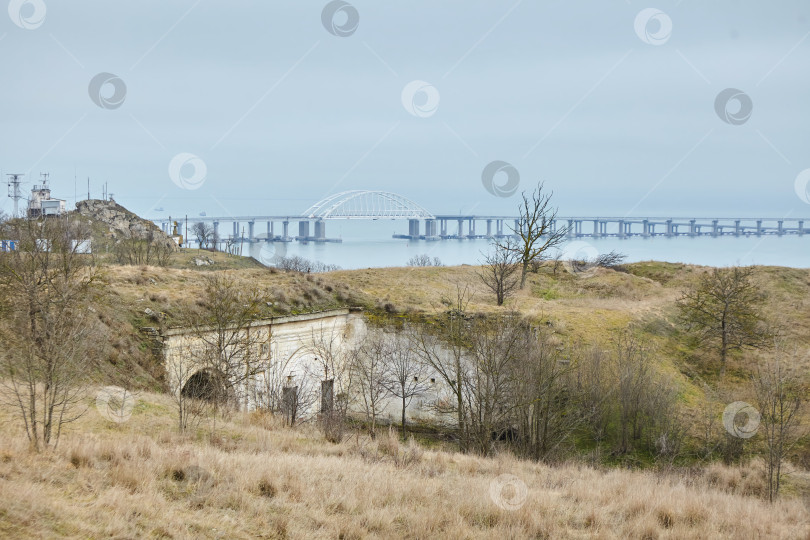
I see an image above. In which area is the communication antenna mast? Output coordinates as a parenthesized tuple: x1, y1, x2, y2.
(6, 173, 24, 216)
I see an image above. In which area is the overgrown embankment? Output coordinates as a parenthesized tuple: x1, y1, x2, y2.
(87, 257, 810, 466)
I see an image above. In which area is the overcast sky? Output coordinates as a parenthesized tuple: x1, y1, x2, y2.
(1, 0, 808, 219)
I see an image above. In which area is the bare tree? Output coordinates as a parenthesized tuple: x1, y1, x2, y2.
(550, 250, 564, 275)
(642, 374, 685, 462)
(696, 385, 721, 460)
(574, 345, 613, 458)
(609, 331, 683, 458)
(281, 373, 318, 427)
(307, 321, 357, 443)
(499, 182, 568, 288)
(416, 311, 573, 458)
(677, 267, 772, 376)
(177, 274, 265, 431)
(752, 350, 803, 502)
(612, 331, 653, 455)
(168, 347, 213, 433)
(407, 254, 442, 267)
(278, 255, 341, 273)
(251, 343, 317, 427)
(412, 282, 473, 451)
(191, 222, 216, 250)
(463, 313, 527, 456)
(478, 239, 521, 306)
(223, 235, 240, 256)
(0, 216, 101, 450)
(351, 332, 392, 438)
(112, 229, 174, 267)
(594, 251, 627, 269)
(510, 325, 577, 461)
(386, 329, 430, 439)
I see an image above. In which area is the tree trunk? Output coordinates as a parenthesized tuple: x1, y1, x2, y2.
(401, 395, 407, 440)
(456, 368, 466, 452)
(720, 321, 728, 377)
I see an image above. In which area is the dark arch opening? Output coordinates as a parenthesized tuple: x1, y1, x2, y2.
(182, 370, 227, 403)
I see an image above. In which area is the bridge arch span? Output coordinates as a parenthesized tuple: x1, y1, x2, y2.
(302, 190, 434, 220)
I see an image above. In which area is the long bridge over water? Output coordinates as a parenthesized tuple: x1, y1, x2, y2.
(154, 190, 809, 244)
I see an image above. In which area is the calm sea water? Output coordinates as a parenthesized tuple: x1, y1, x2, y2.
(228, 220, 810, 270)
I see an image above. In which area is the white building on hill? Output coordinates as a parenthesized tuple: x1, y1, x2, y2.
(27, 177, 66, 218)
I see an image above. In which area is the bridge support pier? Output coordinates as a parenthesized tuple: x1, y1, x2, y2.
(735, 220, 741, 237)
(642, 220, 649, 238)
(486, 219, 493, 238)
(756, 220, 762, 236)
(778, 220, 784, 236)
(457, 219, 464, 238)
(299, 221, 310, 239)
(248, 221, 255, 241)
(233, 221, 239, 239)
(469, 219, 476, 238)
(799, 221, 804, 236)
(282, 220, 289, 239)
(567, 219, 574, 238)
(409, 219, 420, 238)
(712, 220, 719, 237)
(267, 221, 273, 239)
(666, 219, 673, 237)
(618, 220, 625, 239)
(689, 219, 696, 237)
(315, 220, 326, 240)
(425, 219, 437, 238)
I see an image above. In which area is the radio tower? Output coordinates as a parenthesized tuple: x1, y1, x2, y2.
(6, 173, 24, 217)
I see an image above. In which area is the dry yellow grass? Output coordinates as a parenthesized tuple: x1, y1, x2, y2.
(101, 258, 810, 354)
(327, 263, 810, 373)
(0, 390, 807, 539)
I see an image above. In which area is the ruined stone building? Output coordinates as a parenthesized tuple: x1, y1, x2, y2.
(161, 308, 445, 425)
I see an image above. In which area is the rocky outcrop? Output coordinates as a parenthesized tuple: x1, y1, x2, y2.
(192, 256, 214, 266)
(75, 199, 178, 251)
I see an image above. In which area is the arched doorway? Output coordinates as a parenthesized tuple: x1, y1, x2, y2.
(182, 369, 228, 403)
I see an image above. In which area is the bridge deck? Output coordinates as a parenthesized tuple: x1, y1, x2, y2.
(153, 215, 810, 243)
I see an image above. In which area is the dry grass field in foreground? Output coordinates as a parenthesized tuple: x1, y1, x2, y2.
(0, 391, 808, 539)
